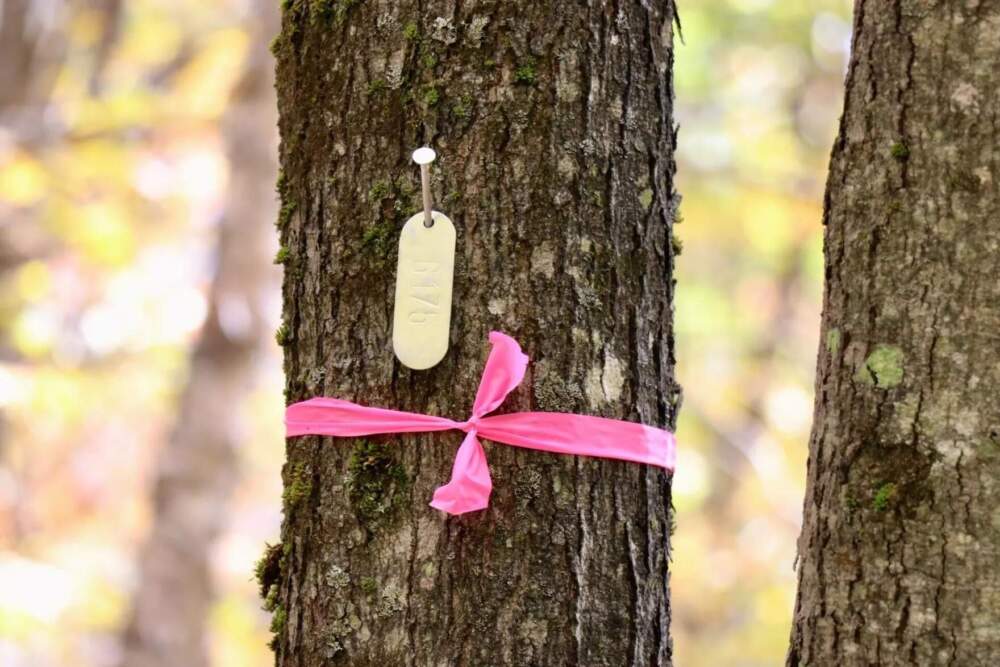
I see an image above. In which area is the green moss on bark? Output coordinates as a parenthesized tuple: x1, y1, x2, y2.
(309, 0, 361, 25)
(873, 482, 898, 511)
(254, 542, 283, 598)
(346, 439, 409, 527)
(275, 322, 292, 346)
(360, 576, 378, 595)
(826, 328, 841, 354)
(423, 86, 440, 106)
(857, 344, 904, 388)
(514, 59, 538, 84)
(276, 201, 296, 230)
(282, 462, 313, 510)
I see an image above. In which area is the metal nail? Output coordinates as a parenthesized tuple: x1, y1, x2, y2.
(412, 146, 436, 228)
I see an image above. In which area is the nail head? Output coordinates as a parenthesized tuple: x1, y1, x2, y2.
(412, 147, 436, 165)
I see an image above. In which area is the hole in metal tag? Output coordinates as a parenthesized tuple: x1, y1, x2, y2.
(392, 211, 455, 370)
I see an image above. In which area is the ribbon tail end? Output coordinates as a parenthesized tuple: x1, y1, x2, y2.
(428, 431, 493, 515)
(428, 493, 491, 516)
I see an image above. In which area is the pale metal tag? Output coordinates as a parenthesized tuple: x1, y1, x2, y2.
(392, 211, 455, 369)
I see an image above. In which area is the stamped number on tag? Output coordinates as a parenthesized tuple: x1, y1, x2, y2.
(392, 211, 455, 369)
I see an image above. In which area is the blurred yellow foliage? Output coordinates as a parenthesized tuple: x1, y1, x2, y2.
(13, 262, 53, 303)
(0, 155, 48, 206)
(172, 29, 249, 118)
(672, 1, 852, 665)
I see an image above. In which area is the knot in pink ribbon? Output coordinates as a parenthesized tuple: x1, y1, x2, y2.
(457, 416, 480, 433)
(285, 332, 676, 516)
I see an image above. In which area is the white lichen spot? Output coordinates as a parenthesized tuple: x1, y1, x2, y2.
(894, 393, 920, 435)
(467, 15, 489, 46)
(579, 236, 592, 253)
(510, 158, 525, 179)
(557, 155, 577, 178)
(386, 49, 407, 89)
(522, 618, 549, 646)
(530, 243, 556, 278)
(601, 354, 625, 402)
(950, 82, 980, 111)
(932, 439, 963, 467)
(584, 366, 604, 407)
(376, 12, 396, 33)
(955, 407, 979, 437)
(488, 297, 507, 315)
(418, 561, 437, 591)
(555, 51, 581, 102)
(431, 17, 457, 44)
(556, 78, 580, 102)
(973, 166, 992, 186)
(326, 564, 350, 589)
(609, 98, 624, 120)
(374, 589, 404, 618)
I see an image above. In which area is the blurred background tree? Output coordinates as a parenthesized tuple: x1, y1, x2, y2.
(119, 1, 279, 666)
(0, 1, 851, 666)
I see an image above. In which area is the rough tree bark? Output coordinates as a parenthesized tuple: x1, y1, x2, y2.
(119, 3, 280, 666)
(788, 3, 1000, 665)
(266, 1, 680, 665)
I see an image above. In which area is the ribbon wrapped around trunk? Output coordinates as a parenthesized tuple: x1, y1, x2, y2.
(285, 332, 676, 515)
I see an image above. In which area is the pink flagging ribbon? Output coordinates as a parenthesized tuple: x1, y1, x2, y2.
(285, 332, 676, 516)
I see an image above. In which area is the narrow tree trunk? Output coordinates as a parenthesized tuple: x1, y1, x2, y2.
(120, 4, 279, 666)
(0, 0, 67, 136)
(788, 3, 1000, 665)
(268, 1, 680, 665)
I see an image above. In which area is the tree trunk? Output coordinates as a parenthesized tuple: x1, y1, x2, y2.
(119, 4, 280, 666)
(268, 1, 680, 665)
(0, 0, 68, 138)
(788, 3, 1000, 665)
